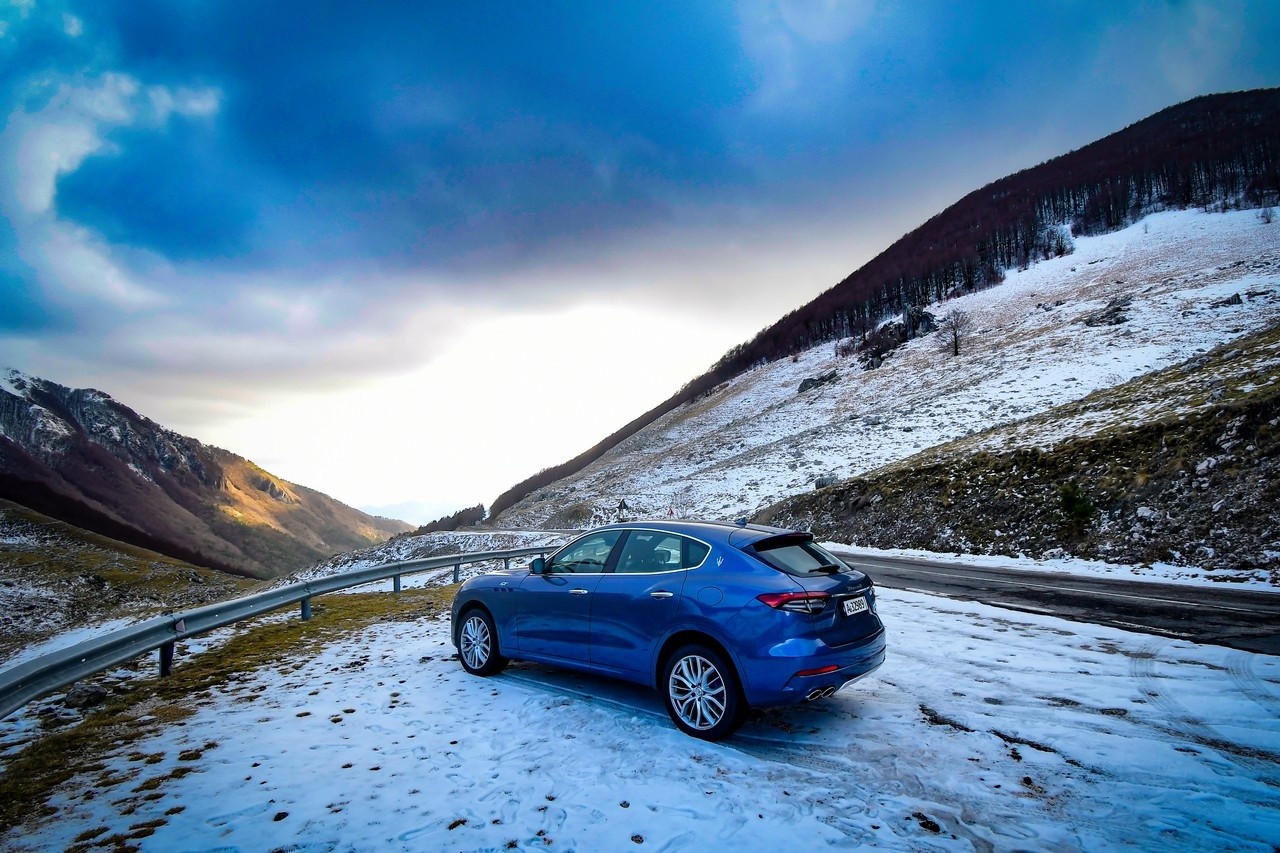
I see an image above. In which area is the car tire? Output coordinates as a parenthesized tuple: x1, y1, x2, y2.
(458, 608, 507, 676)
(662, 643, 745, 741)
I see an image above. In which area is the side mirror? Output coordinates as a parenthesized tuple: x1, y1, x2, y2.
(531, 556, 546, 575)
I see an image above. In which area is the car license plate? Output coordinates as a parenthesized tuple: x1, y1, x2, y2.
(842, 596, 868, 616)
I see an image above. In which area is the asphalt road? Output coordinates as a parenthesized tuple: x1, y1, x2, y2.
(829, 548, 1280, 656)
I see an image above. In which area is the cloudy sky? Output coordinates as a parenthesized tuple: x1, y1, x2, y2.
(2, 1, 1278, 523)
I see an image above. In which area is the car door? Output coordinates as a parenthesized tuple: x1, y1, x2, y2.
(515, 530, 622, 662)
(589, 530, 702, 673)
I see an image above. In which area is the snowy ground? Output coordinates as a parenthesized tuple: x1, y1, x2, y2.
(6, 589, 1278, 851)
(0, 617, 138, 670)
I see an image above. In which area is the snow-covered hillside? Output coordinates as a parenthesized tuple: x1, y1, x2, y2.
(494, 209, 1280, 528)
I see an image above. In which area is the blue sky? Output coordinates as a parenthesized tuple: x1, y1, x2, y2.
(2, 0, 1278, 522)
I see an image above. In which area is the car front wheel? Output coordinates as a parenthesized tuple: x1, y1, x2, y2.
(458, 609, 507, 676)
(662, 644, 744, 740)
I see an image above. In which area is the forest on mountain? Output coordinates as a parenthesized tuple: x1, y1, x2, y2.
(413, 503, 487, 534)
(489, 88, 1280, 519)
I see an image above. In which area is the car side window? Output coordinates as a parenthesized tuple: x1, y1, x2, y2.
(682, 538, 710, 569)
(547, 531, 622, 574)
(613, 532, 709, 573)
(615, 531, 685, 574)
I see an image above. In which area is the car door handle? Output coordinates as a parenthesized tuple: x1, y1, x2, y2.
(569, 588, 590, 595)
(649, 591, 675, 599)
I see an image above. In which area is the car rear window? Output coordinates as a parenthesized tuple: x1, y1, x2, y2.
(749, 535, 848, 577)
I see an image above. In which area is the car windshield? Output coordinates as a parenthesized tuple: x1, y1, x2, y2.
(750, 536, 847, 576)
(547, 530, 622, 573)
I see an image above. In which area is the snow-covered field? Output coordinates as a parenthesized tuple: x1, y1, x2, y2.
(6, 588, 1278, 851)
(497, 209, 1280, 529)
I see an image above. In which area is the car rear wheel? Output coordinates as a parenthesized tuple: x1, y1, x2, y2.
(662, 644, 744, 740)
(459, 609, 507, 675)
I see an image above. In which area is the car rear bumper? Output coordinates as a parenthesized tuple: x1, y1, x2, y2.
(741, 628, 886, 707)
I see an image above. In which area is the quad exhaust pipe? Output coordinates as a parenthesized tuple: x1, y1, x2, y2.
(805, 686, 838, 701)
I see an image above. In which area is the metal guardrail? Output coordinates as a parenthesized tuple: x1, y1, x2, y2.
(0, 545, 553, 721)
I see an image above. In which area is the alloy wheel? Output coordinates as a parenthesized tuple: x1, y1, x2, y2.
(668, 653, 727, 730)
(460, 614, 491, 670)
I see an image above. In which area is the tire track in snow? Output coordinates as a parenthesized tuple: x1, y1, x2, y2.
(729, 736, 1005, 852)
(1226, 649, 1280, 714)
(1130, 641, 1280, 788)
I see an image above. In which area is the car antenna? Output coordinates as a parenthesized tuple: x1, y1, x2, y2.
(734, 517, 748, 527)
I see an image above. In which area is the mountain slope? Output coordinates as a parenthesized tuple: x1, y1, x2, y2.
(0, 372, 411, 578)
(759, 321, 1280, 581)
(490, 208, 1280, 579)
(490, 88, 1280, 517)
(0, 498, 257, 664)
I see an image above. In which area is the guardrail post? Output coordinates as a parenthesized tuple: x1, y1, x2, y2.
(159, 642, 175, 678)
(453, 558, 461, 583)
(301, 597, 312, 620)
(503, 557, 510, 570)
(393, 575, 402, 594)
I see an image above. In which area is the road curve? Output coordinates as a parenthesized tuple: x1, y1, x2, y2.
(829, 548, 1280, 656)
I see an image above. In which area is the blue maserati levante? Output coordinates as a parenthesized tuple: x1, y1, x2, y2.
(451, 520, 886, 740)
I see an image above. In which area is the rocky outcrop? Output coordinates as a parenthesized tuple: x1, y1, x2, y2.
(252, 475, 296, 504)
(904, 306, 937, 337)
(1080, 296, 1132, 327)
(798, 371, 839, 394)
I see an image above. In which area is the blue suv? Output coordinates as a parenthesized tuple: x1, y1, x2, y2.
(451, 520, 886, 740)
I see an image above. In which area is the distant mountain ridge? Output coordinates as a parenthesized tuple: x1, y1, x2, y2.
(0, 370, 411, 578)
(490, 88, 1280, 518)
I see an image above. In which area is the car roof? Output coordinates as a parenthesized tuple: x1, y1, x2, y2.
(590, 519, 804, 548)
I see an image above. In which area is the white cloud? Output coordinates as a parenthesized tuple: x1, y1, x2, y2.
(62, 12, 81, 37)
(4, 74, 138, 215)
(1, 0, 34, 27)
(736, 0, 878, 112)
(8, 117, 104, 214)
(0, 72, 226, 314)
(775, 0, 875, 44)
(39, 220, 165, 308)
(147, 85, 221, 121)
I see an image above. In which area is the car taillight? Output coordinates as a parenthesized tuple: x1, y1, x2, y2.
(756, 591, 829, 614)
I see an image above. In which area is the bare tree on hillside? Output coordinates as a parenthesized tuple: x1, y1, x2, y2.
(937, 310, 974, 357)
